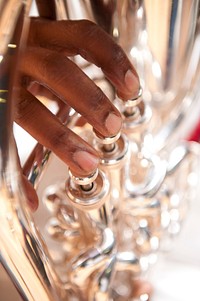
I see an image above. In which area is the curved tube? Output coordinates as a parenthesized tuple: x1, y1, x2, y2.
(116, 251, 146, 274)
(88, 255, 116, 301)
(0, 1, 69, 299)
(69, 227, 115, 288)
(0, 176, 67, 301)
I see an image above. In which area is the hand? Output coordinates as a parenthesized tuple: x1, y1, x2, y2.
(15, 17, 140, 173)
(14, 17, 140, 210)
(11, 7, 153, 299)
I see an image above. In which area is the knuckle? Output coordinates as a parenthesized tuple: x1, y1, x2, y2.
(39, 51, 56, 80)
(49, 126, 69, 150)
(109, 43, 126, 68)
(81, 19, 98, 34)
(80, 20, 102, 45)
(91, 86, 106, 111)
(15, 93, 33, 124)
(39, 51, 70, 86)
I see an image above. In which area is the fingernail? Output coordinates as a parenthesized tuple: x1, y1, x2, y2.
(73, 150, 99, 172)
(124, 69, 140, 97)
(105, 113, 122, 136)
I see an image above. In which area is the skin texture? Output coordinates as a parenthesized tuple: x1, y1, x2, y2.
(16, 18, 140, 178)
(14, 17, 140, 213)
(13, 2, 152, 298)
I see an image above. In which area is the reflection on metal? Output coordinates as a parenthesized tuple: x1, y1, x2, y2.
(1, 1, 200, 301)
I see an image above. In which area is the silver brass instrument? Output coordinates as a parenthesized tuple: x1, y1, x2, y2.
(1, 1, 200, 300)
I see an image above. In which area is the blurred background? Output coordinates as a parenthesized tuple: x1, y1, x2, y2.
(0, 125, 200, 301)
(1, 0, 200, 300)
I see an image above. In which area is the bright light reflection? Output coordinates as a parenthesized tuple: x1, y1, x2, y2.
(112, 187, 119, 199)
(137, 7, 143, 19)
(8, 43, 17, 48)
(141, 158, 149, 168)
(140, 293, 149, 301)
(130, 46, 138, 58)
(113, 27, 119, 38)
(139, 219, 148, 228)
(188, 172, 198, 186)
(170, 209, 180, 221)
(170, 194, 180, 207)
(152, 61, 162, 78)
(150, 236, 159, 250)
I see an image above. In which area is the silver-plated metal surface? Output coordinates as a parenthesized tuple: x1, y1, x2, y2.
(95, 133, 129, 167)
(94, 133, 130, 224)
(121, 101, 153, 138)
(66, 0, 200, 150)
(68, 168, 98, 186)
(88, 255, 116, 301)
(0, 2, 69, 300)
(123, 86, 143, 109)
(124, 152, 167, 198)
(66, 169, 110, 212)
(69, 227, 116, 286)
(1, 1, 200, 301)
(95, 132, 121, 145)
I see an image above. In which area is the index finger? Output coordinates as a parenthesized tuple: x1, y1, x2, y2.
(28, 18, 140, 101)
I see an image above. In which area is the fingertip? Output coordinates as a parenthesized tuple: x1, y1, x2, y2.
(105, 112, 122, 136)
(124, 69, 140, 98)
(73, 150, 100, 175)
(115, 69, 140, 101)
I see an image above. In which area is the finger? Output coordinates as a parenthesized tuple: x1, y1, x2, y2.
(15, 88, 99, 177)
(19, 47, 122, 138)
(28, 18, 140, 100)
(35, 0, 56, 19)
(14, 136, 39, 211)
(28, 81, 62, 102)
(28, 81, 71, 123)
(22, 175, 39, 211)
